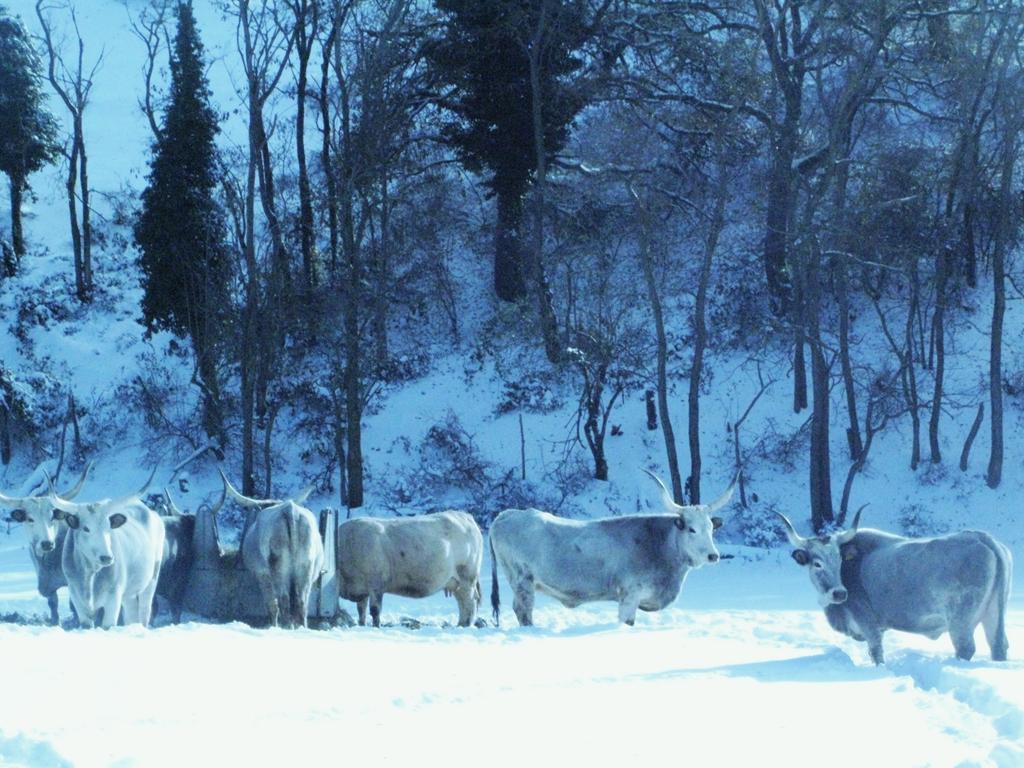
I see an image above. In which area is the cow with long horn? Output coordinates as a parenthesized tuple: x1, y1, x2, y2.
(49, 467, 166, 628)
(218, 471, 324, 628)
(1, 462, 92, 624)
(776, 507, 1012, 664)
(489, 469, 735, 627)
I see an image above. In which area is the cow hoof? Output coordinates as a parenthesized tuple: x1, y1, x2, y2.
(624, 619, 635, 627)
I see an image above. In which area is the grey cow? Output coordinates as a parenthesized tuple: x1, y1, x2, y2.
(337, 511, 483, 627)
(220, 471, 325, 628)
(776, 509, 1012, 664)
(1, 463, 92, 624)
(51, 470, 166, 628)
(490, 470, 734, 626)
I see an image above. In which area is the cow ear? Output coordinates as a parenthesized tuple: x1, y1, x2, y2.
(841, 544, 859, 562)
(109, 513, 127, 530)
(9, 509, 27, 523)
(65, 514, 80, 530)
(791, 549, 809, 566)
(51, 508, 65, 521)
(711, 516, 723, 530)
(674, 516, 686, 530)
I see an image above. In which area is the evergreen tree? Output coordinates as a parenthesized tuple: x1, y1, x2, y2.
(428, 0, 588, 302)
(0, 4, 59, 262)
(135, 1, 229, 444)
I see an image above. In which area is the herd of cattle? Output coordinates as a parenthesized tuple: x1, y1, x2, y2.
(1, 465, 1013, 665)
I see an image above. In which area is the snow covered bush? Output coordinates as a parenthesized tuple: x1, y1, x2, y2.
(495, 369, 564, 414)
(730, 498, 786, 549)
(898, 503, 948, 538)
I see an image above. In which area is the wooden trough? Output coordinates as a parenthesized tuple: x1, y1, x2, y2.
(180, 503, 339, 626)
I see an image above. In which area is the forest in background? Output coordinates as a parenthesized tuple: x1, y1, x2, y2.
(1, 0, 1023, 536)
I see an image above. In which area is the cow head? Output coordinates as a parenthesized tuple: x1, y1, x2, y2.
(642, 469, 735, 568)
(775, 507, 864, 607)
(46, 466, 157, 571)
(1, 463, 91, 558)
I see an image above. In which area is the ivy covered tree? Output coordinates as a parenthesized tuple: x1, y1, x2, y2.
(0, 4, 58, 262)
(428, 0, 589, 303)
(135, 1, 229, 444)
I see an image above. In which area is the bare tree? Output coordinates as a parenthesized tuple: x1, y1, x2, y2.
(35, 0, 102, 302)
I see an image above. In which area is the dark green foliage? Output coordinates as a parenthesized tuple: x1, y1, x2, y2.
(0, 4, 59, 257)
(427, 0, 589, 301)
(135, 2, 229, 441)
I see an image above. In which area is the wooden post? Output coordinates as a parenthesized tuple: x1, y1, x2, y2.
(645, 390, 657, 431)
(309, 508, 339, 622)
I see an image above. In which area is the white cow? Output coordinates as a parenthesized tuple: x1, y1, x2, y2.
(220, 471, 325, 628)
(50, 469, 166, 628)
(490, 470, 734, 626)
(1, 463, 91, 624)
(337, 511, 483, 627)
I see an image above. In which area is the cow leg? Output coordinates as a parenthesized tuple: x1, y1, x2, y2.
(46, 592, 60, 626)
(982, 599, 1008, 662)
(948, 597, 980, 661)
(137, 576, 160, 627)
(950, 624, 977, 662)
(864, 627, 886, 666)
(99, 590, 125, 629)
(369, 593, 383, 628)
(512, 580, 534, 627)
(121, 594, 141, 626)
(256, 573, 281, 627)
(454, 581, 478, 627)
(294, 570, 314, 629)
(67, 583, 93, 630)
(618, 594, 641, 626)
(356, 597, 368, 626)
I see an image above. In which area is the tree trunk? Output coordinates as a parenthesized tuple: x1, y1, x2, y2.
(67, 136, 84, 299)
(79, 127, 92, 298)
(837, 265, 861, 460)
(526, 9, 561, 363)
(764, 143, 794, 315)
(906, 262, 922, 471)
(295, 6, 317, 295)
(792, 277, 808, 413)
(806, 246, 833, 533)
(494, 189, 526, 302)
(10, 177, 24, 261)
(987, 137, 1014, 488)
(929, 246, 950, 463)
(636, 192, 683, 503)
(0, 405, 11, 465)
(688, 166, 727, 504)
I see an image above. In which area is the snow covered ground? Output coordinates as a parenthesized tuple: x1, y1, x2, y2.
(1, 540, 1021, 768)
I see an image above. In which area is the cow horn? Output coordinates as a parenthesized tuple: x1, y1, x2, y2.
(836, 504, 868, 544)
(58, 460, 92, 500)
(163, 488, 184, 517)
(136, 465, 159, 498)
(704, 473, 738, 514)
(219, 469, 280, 509)
(773, 511, 807, 547)
(208, 485, 226, 515)
(293, 484, 315, 505)
(641, 468, 679, 510)
(0, 489, 32, 507)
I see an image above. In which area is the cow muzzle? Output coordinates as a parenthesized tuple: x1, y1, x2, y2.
(829, 588, 848, 604)
(39, 541, 55, 553)
(98, 555, 114, 567)
(707, 553, 720, 563)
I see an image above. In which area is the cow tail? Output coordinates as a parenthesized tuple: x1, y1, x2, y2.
(976, 531, 1011, 658)
(490, 535, 500, 628)
(284, 505, 298, 620)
